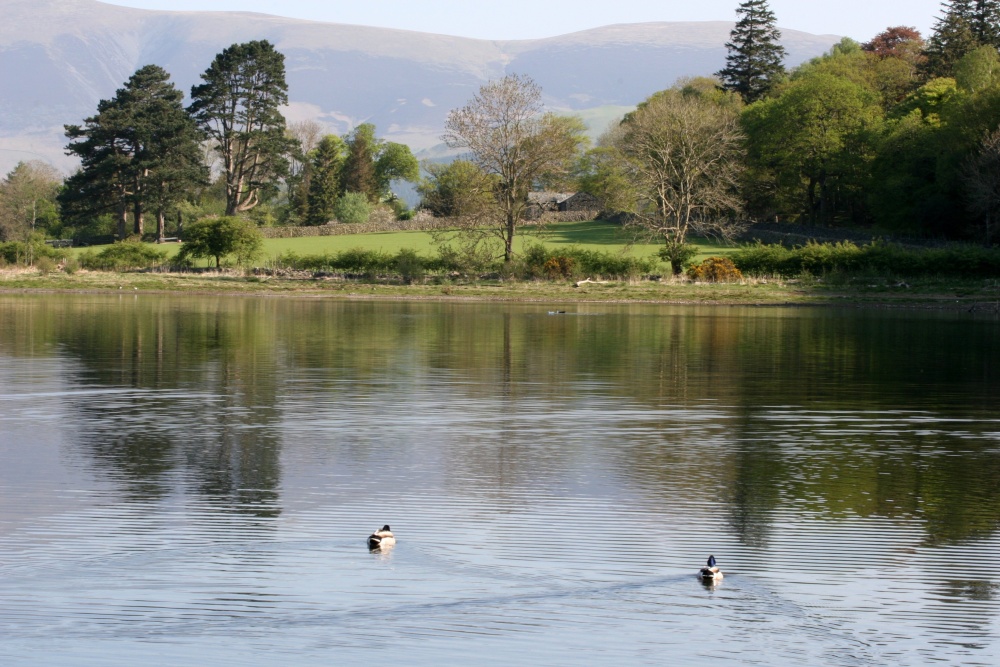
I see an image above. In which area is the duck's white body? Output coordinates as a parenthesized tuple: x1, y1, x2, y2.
(368, 525, 395, 549)
(698, 566, 723, 581)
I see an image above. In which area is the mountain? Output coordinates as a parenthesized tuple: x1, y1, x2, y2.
(0, 0, 840, 173)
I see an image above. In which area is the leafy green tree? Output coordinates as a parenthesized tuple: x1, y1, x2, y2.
(955, 44, 1000, 92)
(717, 0, 787, 103)
(62, 65, 204, 239)
(374, 141, 420, 199)
(743, 71, 884, 224)
(417, 159, 496, 217)
(177, 216, 263, 267)
(305, 135, 348, 225)
(444, 74, 587, 262)
(189, 40, 295, 216)
(333, 191, 372, 224)
(0, 161, 61, 242)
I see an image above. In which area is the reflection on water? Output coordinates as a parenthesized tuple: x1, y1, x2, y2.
(0, 295, 998, 665)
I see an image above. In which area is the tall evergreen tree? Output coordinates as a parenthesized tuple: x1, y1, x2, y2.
(189, 40, 295, 216)
(61, 65, 205, 239)
(717, 0, 787, 103)
(305, 135, 347, 225)
(923, 1, 1000, 77)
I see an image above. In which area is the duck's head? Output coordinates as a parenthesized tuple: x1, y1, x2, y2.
(381, 525, 391, 532)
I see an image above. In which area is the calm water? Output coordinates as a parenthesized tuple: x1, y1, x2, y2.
(0, 295, 998, 666)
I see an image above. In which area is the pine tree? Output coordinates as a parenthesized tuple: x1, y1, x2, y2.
(972, 0, 1000, 46)
(189, 40, 295, 215)
(61, 65, 205, 239)
(717, 0, 787, 103)
(923, 0, 1000, 77)
(305, 135, 347, 225)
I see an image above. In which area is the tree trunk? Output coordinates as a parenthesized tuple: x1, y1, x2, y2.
(118, 204, 128, 240)
(133, 200, 144, 237)
(157, 209, 166, 243)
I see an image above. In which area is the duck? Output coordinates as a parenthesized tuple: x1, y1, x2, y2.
(367, 525, 396, 550)
(698, 555, 723, 581)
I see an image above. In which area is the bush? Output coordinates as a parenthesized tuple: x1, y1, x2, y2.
(79, 239, 168, 271)
(34, 256, 57, 274)
(334, 192, 373, 224)
(687, 256, 744, 282)
(517, 243, 655, 281)
(0, 237, 68, 266)
(394, 248, 425, 284)
(177, 216, 262, 268)
(731, 240, 1000, 278)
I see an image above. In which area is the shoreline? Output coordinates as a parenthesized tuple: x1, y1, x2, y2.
(1, 270, 998, 312)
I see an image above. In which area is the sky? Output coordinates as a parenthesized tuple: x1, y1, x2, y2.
(105, 0, 946, 42)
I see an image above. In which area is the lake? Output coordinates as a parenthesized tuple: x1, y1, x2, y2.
(0, 294, 998, 666)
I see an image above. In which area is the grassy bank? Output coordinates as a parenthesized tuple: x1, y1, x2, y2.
(2, 267, 999, 311)
(67, 220, 734, 267)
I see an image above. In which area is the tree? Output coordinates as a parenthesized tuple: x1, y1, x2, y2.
(0, 161, 61, 242)
(963, 126, 1000, 243)
(189, 40, 295, 216)
(374, 141, 420, 199)
(922, 1, 1000, 77)
(443, 74, 587, 262)
(305, 134, 348, 225)
(284, 120, 325, 224)
(61, 65, 205, 240)
(333, 191, 373, 224)
(717, 0, 787, 103)
(418, 159, 497, 218)
(603, 88, 746, 275)
(341, 123, 420, 203)
(177, 216, 263, 267)
(744, 70, 884, 225)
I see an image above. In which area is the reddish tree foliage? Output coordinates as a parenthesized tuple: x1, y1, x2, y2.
(862, 26, 924, 59)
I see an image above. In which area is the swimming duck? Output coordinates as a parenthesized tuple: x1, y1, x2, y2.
(699, 555, 723, 581)
(367, 525, 396, 549)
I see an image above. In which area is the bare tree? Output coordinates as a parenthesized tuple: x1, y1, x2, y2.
(443, 74, 585, 262)
(603, 89, 746, 274)
(964, 126, 1000, 244)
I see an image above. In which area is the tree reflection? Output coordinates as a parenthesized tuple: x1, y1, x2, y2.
(4, 296, 284, 517)
(1, 296, 999, 543)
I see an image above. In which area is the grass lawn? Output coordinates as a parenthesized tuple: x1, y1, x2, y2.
(70, 220, 739, 270)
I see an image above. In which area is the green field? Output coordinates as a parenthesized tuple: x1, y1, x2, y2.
(73, 220, 737, 269)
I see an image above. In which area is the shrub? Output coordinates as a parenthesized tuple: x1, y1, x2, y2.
(394, 248, 425, 284)
(0, 237, 68, 266)
(543, 256, 576, 279)
(79, 239, 168, 271)
(34, 256, 57, 274)
(177, 216, 262, 268)
(334, 192, 373, 224)
(731, 240, 1000, 278)
(687, 256, 744, 282)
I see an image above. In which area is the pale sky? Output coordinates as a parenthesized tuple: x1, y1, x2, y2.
(104, 0, 945, 42)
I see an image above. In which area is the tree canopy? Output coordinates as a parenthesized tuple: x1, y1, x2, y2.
(61, 65, 205, 239)
(189, 40, 294, 216)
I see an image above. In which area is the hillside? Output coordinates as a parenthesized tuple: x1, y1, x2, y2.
(0, 0, 840, 172)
